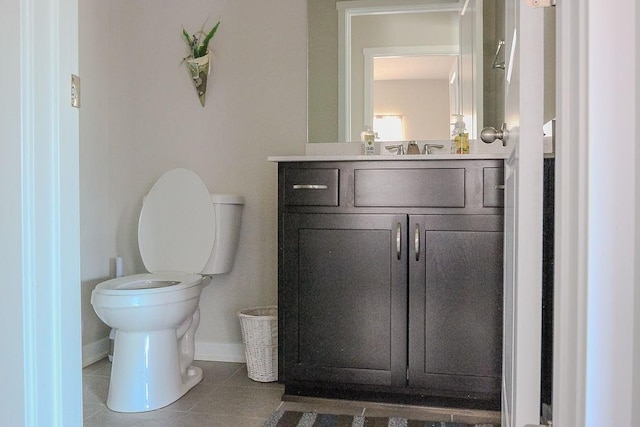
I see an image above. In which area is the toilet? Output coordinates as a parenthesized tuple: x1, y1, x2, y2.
(91, 168, 244, 413)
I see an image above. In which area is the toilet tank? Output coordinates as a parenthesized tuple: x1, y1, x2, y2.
(201, 194, 245, 274)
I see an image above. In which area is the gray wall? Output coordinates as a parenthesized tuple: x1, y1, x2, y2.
(308, 0, 341, 143)
(79, 0, 307, 365)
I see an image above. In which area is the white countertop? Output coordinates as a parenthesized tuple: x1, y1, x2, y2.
(268, 153, 510, 162)
(268, 141, 514, 162)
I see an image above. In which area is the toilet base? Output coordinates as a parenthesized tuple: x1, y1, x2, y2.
(106, 328, 202, 412)
(181, 365, 203, 394)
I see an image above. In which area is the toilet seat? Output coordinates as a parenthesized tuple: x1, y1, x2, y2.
(93, 273, 203, 308)
(138, 168, 216, 274)
(95, 273, 202, 294)
(94, 169, 216, 306)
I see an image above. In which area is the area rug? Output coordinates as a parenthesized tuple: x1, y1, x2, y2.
(262, 410, 497, 427)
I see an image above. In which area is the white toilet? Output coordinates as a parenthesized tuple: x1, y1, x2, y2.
(91, 168, 244, 413)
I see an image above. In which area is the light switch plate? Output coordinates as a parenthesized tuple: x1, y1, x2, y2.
(71, 74, 80, 108)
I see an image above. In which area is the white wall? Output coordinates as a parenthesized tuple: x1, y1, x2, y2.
(374, 79, 450, 140)
(80, 0, 307, 364)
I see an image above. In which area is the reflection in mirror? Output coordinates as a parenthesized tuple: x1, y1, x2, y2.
(482, 0, 505, 139)
(343, 6, 464, 142)
(364, 47, 459, 141)
(307, 0, 506, 143)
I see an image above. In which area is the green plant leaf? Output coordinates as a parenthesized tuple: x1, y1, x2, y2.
(182, 28, 191, 45)
(196, 21, 220, 58)
(182, 27, 197, 57)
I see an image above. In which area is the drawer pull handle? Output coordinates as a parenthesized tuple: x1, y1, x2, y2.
(415, 223, 420, 261)
(292, 184, 328, 190)
(396, 222, 402, 260)
(494, 184, 505, 190)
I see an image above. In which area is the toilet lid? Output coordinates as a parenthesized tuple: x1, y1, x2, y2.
(138, 168, 215, 274)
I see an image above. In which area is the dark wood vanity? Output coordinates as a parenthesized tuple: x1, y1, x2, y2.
(276, 158, 504, 410)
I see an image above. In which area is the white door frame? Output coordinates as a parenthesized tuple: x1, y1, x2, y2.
(553, 1, 589, 426)
(1, 0, 82, 425)
(555, 0, 640, 425)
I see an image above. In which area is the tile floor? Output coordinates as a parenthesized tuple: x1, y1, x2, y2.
(83, 358, 500, 426)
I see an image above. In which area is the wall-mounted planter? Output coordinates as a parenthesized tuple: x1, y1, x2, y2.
(186, 51, 211, 107)
(182, 21, 220, 107)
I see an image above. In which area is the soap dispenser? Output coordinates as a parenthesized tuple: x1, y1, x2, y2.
(361, 125, 376, 155)
(451, 115, 469, 154)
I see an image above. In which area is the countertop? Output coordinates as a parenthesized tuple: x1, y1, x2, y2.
(268, 141, 514, 162)
(268, 153, 510, 162)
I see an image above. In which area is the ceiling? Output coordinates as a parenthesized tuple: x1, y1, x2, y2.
(373, 55, 458, 81)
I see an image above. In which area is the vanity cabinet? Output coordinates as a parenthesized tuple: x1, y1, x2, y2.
(407, 214, 503, 397)
(281, 213, 407, 387)
(277, 160, 504, 409)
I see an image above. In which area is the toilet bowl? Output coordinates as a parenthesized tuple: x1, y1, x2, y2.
(91, 168, 244, 413)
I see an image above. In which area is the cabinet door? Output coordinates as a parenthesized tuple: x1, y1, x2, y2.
(281, 214, 407, 387)
(408, 215, 503, 399)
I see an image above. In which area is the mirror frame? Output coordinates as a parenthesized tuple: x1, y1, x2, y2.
(337, 0, 464, 142)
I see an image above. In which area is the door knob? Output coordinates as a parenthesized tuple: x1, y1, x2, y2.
(480, 123, 508, 146)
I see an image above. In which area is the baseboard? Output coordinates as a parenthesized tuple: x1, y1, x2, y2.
(82, 337, 109, 367)
(195, 340, 246, 363)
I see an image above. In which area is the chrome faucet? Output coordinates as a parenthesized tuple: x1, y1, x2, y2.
(384, 144, 405, 155)
(422, 143, 445, 154)
(407, 141, 420, 154)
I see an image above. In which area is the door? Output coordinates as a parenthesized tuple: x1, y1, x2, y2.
(281, 213, 407, 387)
(501, 0, 545, 426)
(408, 215, 503, 405)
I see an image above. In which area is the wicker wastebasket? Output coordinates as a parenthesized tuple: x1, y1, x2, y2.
(238, 306, 278, 382)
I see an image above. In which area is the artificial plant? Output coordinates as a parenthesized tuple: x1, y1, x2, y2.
(182, 21, 221, 107)
(182, 21, 221, 59)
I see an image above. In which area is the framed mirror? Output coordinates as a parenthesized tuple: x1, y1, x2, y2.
(307, 0, 505, 143)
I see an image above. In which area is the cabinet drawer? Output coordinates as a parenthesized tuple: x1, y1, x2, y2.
(483, 168, 504, 207)
(284, 168, 339, 206)
(354, 168, 465, 207)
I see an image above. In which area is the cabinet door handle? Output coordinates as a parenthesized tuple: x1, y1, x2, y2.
(396, 222, 402, 260)
(414, 223, 420, 261)
(292, 184, 328, 190)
